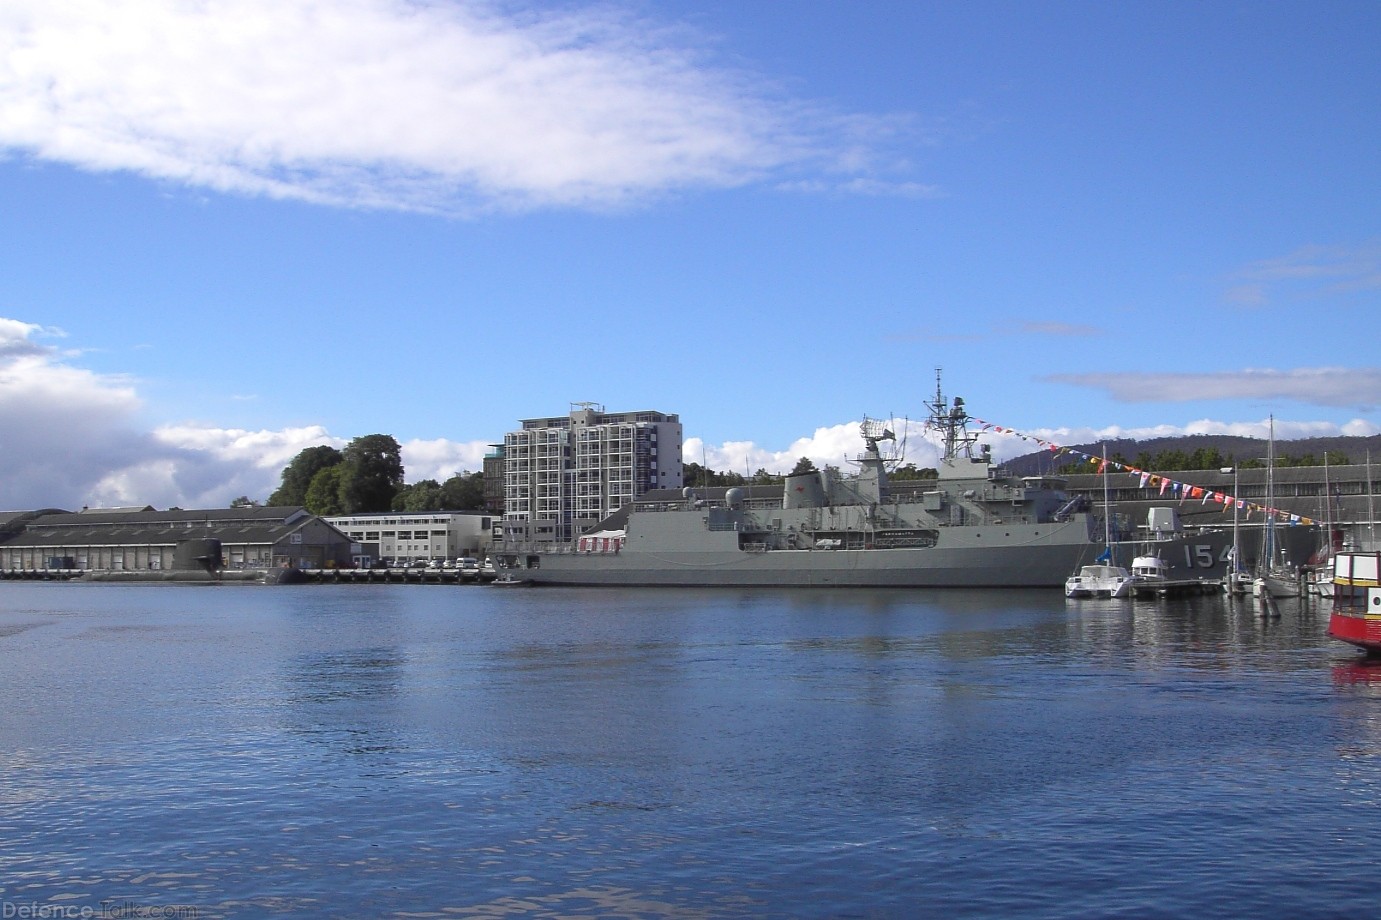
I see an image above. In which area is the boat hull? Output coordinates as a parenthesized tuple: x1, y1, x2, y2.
(499, 517, 1320, 589)
(1329, 609, 1381, 653)
(1254, 573, 1302, 598)
(1327, 552, 1381, 651)
(1065, 564, 1136, 598)
(513, 541, 1093, 588)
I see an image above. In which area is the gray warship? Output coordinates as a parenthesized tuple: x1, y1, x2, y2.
(494, 385, 1112, 587)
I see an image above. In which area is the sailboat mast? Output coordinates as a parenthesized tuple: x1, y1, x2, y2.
(1230, 466, 1240, 576)
(1263, 415, 1276, 571)
(1369, 449, 1376, 551)
(1102, 444, 1111, 546)
(1323, 452, 1333, 558)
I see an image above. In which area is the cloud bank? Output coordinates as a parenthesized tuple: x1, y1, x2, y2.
(0, 318, 493, 510)
(1047, 367, 1381, 410)
(4, 317, 1378, 511)
(1224, 240, 1381, 307)
(0, 0, 903, 214)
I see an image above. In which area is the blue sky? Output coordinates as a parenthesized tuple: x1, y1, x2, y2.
(2, 0, 1379, 510)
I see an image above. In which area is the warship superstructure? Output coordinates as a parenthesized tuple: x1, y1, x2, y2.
(493, 383, 1107, 587)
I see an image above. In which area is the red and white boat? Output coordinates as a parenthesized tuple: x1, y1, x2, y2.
(1327, 551, 1381, 653)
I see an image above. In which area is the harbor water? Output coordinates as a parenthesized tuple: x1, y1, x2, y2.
(2, 582, 1379, 918)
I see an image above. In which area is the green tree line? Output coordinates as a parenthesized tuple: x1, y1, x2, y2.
(261, 434, 486, 515)
(1057, 446, 1352, 475)
(684, 457, 939, 488)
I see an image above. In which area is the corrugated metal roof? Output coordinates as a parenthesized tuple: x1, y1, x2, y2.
(1, 507, 319, 549)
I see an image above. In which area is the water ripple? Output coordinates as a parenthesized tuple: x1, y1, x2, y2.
(2, 585, 1379, 917)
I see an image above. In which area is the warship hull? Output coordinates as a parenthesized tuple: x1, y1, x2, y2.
(498, 514, 1320, 590)
(507, 522, 1095, 588)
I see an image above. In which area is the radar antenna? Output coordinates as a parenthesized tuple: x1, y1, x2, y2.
(860, 417, 895, 450)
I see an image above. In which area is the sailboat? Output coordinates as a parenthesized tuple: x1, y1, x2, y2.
(1221, 466, 1252, 596)
(1253, 416, 1301, 598)
(1306, 454, 1339, 597)
(1065, 446, 1137, 599)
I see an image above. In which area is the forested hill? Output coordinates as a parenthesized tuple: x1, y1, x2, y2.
(1001, 433, 1381, 476)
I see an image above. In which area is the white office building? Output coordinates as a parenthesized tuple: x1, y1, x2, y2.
(502, 404, 682, 543)
(323, 511, 496, 564)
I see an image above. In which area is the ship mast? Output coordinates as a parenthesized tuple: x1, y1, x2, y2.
(925, 368, 980, 463)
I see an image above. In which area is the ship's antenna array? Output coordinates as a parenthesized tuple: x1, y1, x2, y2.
(924, 367, 979, 462)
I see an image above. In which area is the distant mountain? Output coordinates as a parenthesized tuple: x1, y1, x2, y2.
(1002, 433, 1381, 476)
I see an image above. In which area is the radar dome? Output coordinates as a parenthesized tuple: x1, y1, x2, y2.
(725, 487, 744, 509)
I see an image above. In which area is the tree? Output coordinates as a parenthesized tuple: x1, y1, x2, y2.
(392, 479, 444, 512)
(304, 465, 345, 516)
(338, 434, 404, 513)
(440, 471, 486, 510)
(1186, 447, 1227, 471)
(682, 462, 746, 487)
(889, 463, 937, 481)
(268, 445, 343, 507)
(229, 495, 259, 508)
(790, 457, 817, 475)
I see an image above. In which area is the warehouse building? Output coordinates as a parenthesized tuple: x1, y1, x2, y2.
(0, 506, 358, 572)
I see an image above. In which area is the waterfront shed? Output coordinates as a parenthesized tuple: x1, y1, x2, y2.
(0, 506, 358, 572)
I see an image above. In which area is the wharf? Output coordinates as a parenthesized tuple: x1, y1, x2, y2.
(297, 567, 491, 584)
(0, 567, 491, 585)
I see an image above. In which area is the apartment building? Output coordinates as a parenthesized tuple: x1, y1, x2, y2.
(502, 403, 682, 543)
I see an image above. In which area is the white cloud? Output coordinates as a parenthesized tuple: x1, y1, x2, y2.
(687, 418, 947, 477)
(1046, 367, 1381, 409)
(1225, 239, 1381, 307)
(137, 424, 349, 508)
(1020, 321, 1102, 337)
(776, 177, 942, 198)
(0, 0, 915, 214)
(0, 321, 149, 509)
(689, 412, 1381, 474)
(0, 318, 63, 357)
(0, 316, 505, 509)
(0, 334, 345, 507)
(400, 437, 492, 483)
